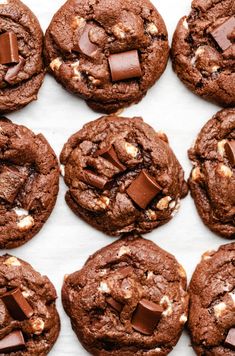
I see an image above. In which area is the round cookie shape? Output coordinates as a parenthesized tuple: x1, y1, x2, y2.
(0, 0, 45, 114)
(62, 235, 189, 355)
(188, 243, 235, 355)
(188, 109, 235, 238)
(172, 0, 235, 107)
(0, 118, 59, 248)
(60, 115, 187, 236)
(44, 0, 169, 114)
(0, 254, 60, 355)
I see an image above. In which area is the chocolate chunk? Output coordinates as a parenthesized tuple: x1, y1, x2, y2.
(80, 169, 108, 189)
(1, 288, 34, 321)
(225, 328, 235, 350)
(210, 16, 235, 51)
(95, 145, 126, 171)
(74, 24, 98, 57)
(0, 168, 27, 204)
(108, 50, 142, 82)
(0, 331, 25, 353)
(131, 299, 163, 335)
(126, 170, 161, 209)
(106, 297, 123, 313)
(0, 32, 19, 65)
(5, 56, 25, 83)
(225, 140, 235, 167)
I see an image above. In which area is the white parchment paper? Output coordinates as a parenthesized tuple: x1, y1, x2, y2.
(4, 0, 227, 355)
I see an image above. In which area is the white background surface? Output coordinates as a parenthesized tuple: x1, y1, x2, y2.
(4, 0, 229, 355)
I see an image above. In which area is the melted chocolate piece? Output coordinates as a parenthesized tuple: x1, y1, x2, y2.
(131, 299, 163, 335)
(106, 297, 123, 312)
(95, 145, 126, 172)
(210, 16, 235, 51)
(126, 170, 161, 209)
(0, 32, 19, 65)
(225, 328, 235, 350)
(108, 50, 142, 82)
(0, 331, 25, 353)
(5, 56, 25, 83)
(79, 169, 108, 189)
(1, 288, 34, 321)
(225, 140, 235, 167)
(74, 24, 98, 57)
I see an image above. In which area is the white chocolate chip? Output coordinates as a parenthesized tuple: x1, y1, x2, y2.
(125, 142, 138, 158)
(160, 296, 173, 316)
(178, 265, 186, 278)
(192, 166, 203, 181)
(22, 288, 34, 298)
(217, 140, 227, 156)
(88, 76, 101, 86)
(30, 318, 45, 335)
(171, 199, 181, 217)
(183, 18, 188, 30)
(146, 209, 157, 221)
(13, 207, 29, 217)
(156, 196, 172, 210)
(214, 302, 226, 318)
(71, 61, 81, 80)
(4, 257, 21, 266)
(17, 216, 34, 231)
(154, 348, 162, 353)
(60, 164, 65, 177)
(146, 22, 158, 35)
(97, 196, 110, 209)
(211, 65, 220, 73)
(195, 46, 205, 56)
(99, 269, 107, 276)
(169, 200, 176, 209)
(112, 24, 126, 39)
(217, 164, 233, 178)
(147, 271, 154, 280)
(117, 246, 131, 257)
(50, 57, 63, 72)
(71, 15, 86, 29)
(98, 282, 110, 293)
(180, 314, 188, 323)
(202, 250, 214, 260)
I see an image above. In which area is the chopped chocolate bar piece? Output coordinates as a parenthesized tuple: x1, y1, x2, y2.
(5, 56, 25, 83)
(74, 24, 98, 57)
(108, 50, 142, 82)
(79, 169, 108, 189)
(210, 16, 235, 51)
(225, 140, 235, 167)
(0, 32, 19, 65)
(0, 331, 25, 353)
(126, 170, 161, 209)
(95, 145, 126, 171)
(225, 328, 235, 350)
(131, 299, 163, 335)
(106, 297, 123, 312)
(2, 288, 33, 321)
(0, 168, 27, 204)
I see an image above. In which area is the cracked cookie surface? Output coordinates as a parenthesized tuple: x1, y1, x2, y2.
(0, 0, 44, 114)
(0, 118, 59, 248)
(44, 0, 169, 114)
(0, 254, 60, 355)
(172, 0, 235, 107)
(188, 109, 235, 238)
(188, 243, 235, 355)
(60, 115, 187, 236)
(62, 235, 188, 355)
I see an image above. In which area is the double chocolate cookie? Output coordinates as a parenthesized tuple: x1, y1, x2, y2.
(0, 0, 44, 114)
(62, 235, 189, 355)
(188, 109, 235, 238)
(188, 243, 235, 355)
(0, 254, 60, 355)
(0, 118, 59, 248)
(60, 115, 187, 236)
(172, 0, 235, 107)
(44, 0, 169, 114)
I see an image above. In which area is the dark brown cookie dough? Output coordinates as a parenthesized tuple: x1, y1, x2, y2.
(188, 243, 235, 355)
(62, 235, 189, 355)
(60, 115, 187, 236)
(44, 0, 169, 114)
(0, 0, 45, 114)
(172, 0, 235, 107)
(0, 254, 60, 355)
(0, 117, 59, 249)
(188, 109, 235, 238)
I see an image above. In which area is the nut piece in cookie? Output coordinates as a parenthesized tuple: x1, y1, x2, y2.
(62, 235, 188, 355)
(60, 115, 187, 236)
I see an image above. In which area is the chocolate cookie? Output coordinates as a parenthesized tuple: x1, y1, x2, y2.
(0, 254, 60, 355)
(188, 243, 235, 355)
(0, 117, 59, 248)
(60, 115, 187, 236)
(188, 109, 235, 238)
(172, 0, 235, 107)
(62, 235, 189, 355)
(44, 0, 169, 114)
(0, 0, 45, 114)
